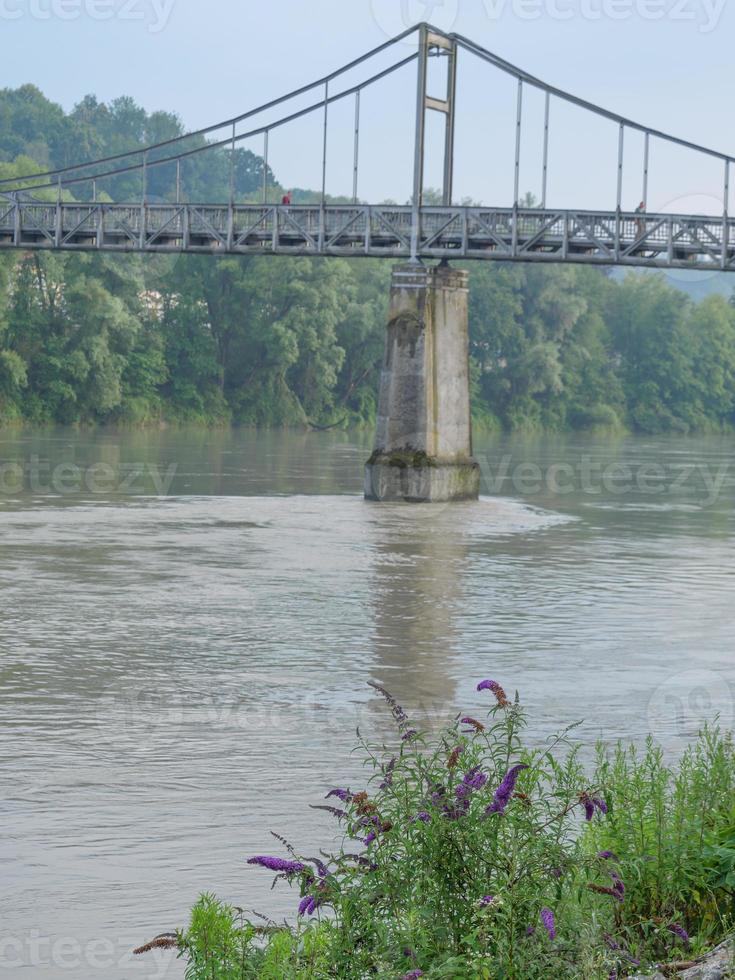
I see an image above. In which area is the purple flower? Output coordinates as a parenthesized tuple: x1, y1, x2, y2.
(462, 766, 488, 792)
(667, 923, 690, 946)
(477, 679, 500, 692)
(486, 764, 528, 815)
(326, 788, 352, 802)
(442, 799, 470, 820)
(454, 766, 488, 809)
(310, 804, 347, 820)
(581, 792, 608, 820)
(477, 679, 510, 707)
(298, 894, 320, 916)
(540, 907, 556, 941)
(610, 871, 625, 899)
(402, 729, 418, 742)
(248, 856, 306, 875)
(401, 972, 424, 980)
(461, 717, 485, 733)
(525, 925, 536, 937)
(367, 681, 409, 729)
(364, 832, 376, 845)
(480, 895, 495, 906)
(430, 785, 448, 807)
(603, 934, 638, 966)
(597, 851, 618, 861)
(379, 757, 396, 789)
(308, 858, 329, 879)
(412, 811, 431, 824)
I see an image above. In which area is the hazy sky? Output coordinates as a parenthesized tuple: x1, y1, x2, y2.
(3, 0, 734, 214)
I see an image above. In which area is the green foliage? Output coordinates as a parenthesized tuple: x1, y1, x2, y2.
(583, 726, 735, 960)
(178, 894, 332, 979)
(162, 688, 734, 978)
(0, 85, 276, 204)
(2, 84, 735, 433)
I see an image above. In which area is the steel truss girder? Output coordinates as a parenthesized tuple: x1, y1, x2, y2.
(1, 202, 735, 272)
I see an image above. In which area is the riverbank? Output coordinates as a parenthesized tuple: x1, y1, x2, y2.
(144, 683, 735, 979)
(633, 940, 734, 979)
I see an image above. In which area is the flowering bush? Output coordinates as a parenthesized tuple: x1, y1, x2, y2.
(581, 726, 735, 964)
(138, 681, 735, 979)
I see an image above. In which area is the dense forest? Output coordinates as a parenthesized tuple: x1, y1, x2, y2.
(2, 85, 735, 433)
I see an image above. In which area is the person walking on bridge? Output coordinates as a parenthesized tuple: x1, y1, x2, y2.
(281, 190, 293, 205)
(635, 200, 647, 238)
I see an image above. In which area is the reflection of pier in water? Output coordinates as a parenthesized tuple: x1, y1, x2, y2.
(366, 505, 475, 727)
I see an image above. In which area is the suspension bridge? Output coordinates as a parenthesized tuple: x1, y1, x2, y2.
(1, 22, 733, 272)
(2, 23, 732, 503)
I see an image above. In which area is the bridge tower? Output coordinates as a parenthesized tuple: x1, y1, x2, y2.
(365, 26, 480, 503)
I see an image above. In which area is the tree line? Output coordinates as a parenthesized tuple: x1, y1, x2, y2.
(1, 85, 734, 433)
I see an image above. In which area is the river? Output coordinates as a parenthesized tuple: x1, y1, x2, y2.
(1, 428, 733, 979)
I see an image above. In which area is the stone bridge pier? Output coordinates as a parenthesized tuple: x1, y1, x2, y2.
(365, 262, 480, 503)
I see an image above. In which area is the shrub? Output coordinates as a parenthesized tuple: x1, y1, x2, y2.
(138, 682, 735, 979)
(582, 726, 735, 963)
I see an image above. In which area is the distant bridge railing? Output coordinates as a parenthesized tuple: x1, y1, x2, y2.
(0, 200, 732, 271)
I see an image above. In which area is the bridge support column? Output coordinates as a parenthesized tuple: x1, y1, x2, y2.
(365, 262, 480, 503)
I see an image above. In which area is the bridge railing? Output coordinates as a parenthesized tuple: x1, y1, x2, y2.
(1, 201, 734, 271)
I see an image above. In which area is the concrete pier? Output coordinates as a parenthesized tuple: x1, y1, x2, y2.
(365, 262, 480, 503)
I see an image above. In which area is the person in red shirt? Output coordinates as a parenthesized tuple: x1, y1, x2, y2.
(281, 190, 292, 205)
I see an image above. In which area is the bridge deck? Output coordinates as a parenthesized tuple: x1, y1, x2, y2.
(0, 202, 733, 271)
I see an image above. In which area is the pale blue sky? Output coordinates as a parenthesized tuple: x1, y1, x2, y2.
(2, 0, 734, 213)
